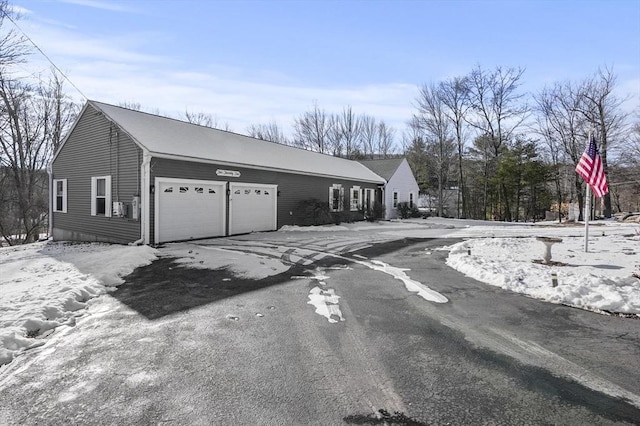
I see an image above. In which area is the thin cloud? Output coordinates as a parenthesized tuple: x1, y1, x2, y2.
(69, 66, 416, 136)
(57, 0, 137, 12)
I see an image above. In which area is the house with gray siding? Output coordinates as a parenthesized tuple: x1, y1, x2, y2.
(50, 101, 385, 245)
(359, 158, 419, 220)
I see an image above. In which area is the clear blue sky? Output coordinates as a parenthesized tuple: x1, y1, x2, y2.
(10, 0, 640, 139)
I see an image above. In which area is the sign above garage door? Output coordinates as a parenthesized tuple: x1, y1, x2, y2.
(216, 169, 241, 178)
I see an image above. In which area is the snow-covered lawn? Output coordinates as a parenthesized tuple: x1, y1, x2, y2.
(446, 233, 640, 315)
(0, 242, 157, 366)
(1, 219, 638, 369)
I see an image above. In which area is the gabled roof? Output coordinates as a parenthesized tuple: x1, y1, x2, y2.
(358, 158, 406, 181)
(78, 101, 385, 184)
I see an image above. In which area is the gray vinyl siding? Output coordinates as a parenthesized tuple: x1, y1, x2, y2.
(51, 105, 142, 244)
(149, 158, 380, 244)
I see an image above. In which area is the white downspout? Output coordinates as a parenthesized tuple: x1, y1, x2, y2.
(130, 151, 151, 246)
(47, 165, 53, 240)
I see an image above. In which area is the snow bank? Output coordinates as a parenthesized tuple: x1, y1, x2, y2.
(0, 242, 157, 365)
(445, 234, 640, 315)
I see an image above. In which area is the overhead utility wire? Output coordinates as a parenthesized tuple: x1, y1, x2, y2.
(2, 10, 88, 101)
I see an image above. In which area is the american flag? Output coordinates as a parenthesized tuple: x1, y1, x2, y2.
(575, 134, 608, 198)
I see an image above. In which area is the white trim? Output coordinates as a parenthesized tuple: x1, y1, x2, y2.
(329, 184, 344, 212)
(47, 166, 53, 237)
(91, 176, 111, 217)
(141, 151, 151, 244)
(53, 179, 67, 213)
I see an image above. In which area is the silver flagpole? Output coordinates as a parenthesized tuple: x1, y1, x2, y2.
(583, 130, 591, 253)
(584, 183, 590, 253)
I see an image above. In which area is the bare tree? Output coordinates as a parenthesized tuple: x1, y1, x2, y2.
(184, 109, 214, 127)
(466, 65, 529, 155)
(183, 109, 231, 131)
(629, 111, 640, 163)
(0, 1, 27, 68)
(331, 106, 362, 159)
(576, 67, 629, 218)
(360, 114, 377, 159)
(403, 122, 430, 193)
(292, 101, 334, 154)
(439, 76, 470, 217)
(376, 121, 396, 158)
(413, 82, 456, 216)
(40, 70, 78, 152)
(118, 101, 142, 111)
(246, 121, 289, 145)
(465, 65, 529, 220)
(0, 71, 77, 244)
(0, 4, 78, 244)
(535, 81, 587, 220)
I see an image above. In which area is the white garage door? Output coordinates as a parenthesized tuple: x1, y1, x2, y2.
(229, 183, 277, 235)
(155, 178, 227, 243)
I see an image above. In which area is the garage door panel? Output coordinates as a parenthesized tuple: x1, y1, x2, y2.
(155, 178, 226, 243)
(229, 183, 277, 235)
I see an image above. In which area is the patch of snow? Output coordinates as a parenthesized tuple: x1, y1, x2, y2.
(161, 243, 289, 279)
(354, 259, 448, 304)
(0, 241, 157, 366)
(307, 287, 345, 323)
(445, 234, 640, 314)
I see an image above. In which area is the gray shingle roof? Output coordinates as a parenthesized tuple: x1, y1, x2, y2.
(358, 158, 405, 181)
(88, 101, 385, 184)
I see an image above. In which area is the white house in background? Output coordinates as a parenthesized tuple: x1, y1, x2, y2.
(359, 158, 419, 220)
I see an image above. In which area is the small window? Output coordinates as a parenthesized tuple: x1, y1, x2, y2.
(350, 186, 361, 211)
(393, 191, 398, 208)
(164, 187, 174, 193)
(53, 179, 67, 213)
(255, 189, 261, 195)
(234, 189, 241, 195)
(91, 176, 111, 217)
(208, 188, 216, 194)
(195, 187, 203, 194)
(244, 189, 251, 195)
(179, 187, 189, 193)
(409, 193, 414, 209)
(264, 190, 270, 195)
(329, 184, 344, 212)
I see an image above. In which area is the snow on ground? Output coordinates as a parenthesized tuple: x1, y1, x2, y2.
(445, 231, 640, 316)
(285, 218, 639, 315)
(0, 218, 638, 369)
(0, 242, 157, 365)
(161, 242, 290, 279)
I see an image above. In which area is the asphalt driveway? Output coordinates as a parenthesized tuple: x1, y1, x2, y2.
(1, 229, 639, 425)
